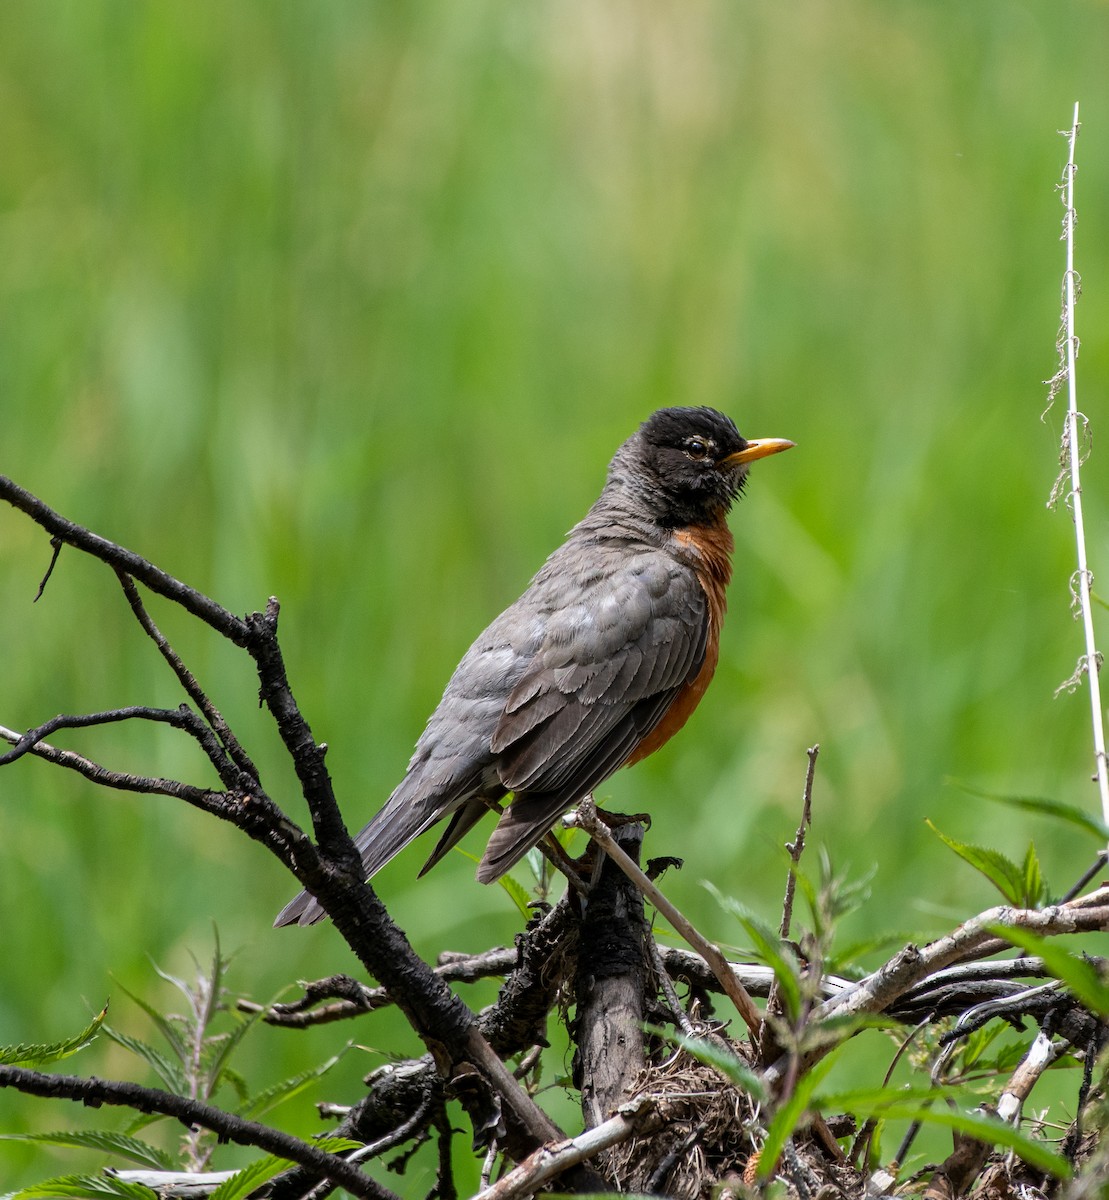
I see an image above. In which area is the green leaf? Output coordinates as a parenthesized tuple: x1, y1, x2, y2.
(499, 872, 533, 920)
(113, 981, 187, 1064)
(814, 1084, 957, 1113)
(649, 1027, 766, 1102)
(9, 1175, 158, 1199)
(208, 1156, 286, 1200)
(758, 1048, 842, 1178)
(958, 1022, 1006, 1070)
(925, 821, 1028, 905)
(836, 1100, 1071, 1179)
(1022, 842, 1045, 909)
(707, 885, 803, 1021)
(102, 1028, 187, 1094)
(0, 1131, 173, 1171)
(206, 1136, 362, 1200)
(950, 783, 1109, 842)
(204, 1010, 263, 1101)
(0, 1005, 107, 1067)
(988, 926, 1109, 1017)
(236, 1049, 347, 1120)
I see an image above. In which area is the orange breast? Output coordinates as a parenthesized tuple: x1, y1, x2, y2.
(623, 521, 733, 766)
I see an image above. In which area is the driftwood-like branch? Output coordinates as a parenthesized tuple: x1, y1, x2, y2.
(471, 1096, 660, 1200)
(815, 889, 1109, 1028)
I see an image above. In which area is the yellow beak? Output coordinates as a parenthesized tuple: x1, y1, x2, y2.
(720, 438, 796, 467)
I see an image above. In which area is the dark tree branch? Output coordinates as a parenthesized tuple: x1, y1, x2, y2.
(0, 721, 301, 868)
(115, 570, 261, 785)
(0, 705, 215, 768)
(0, 474, 250, 643)
(0, 477, 564, 1171)
(33, 535, 62, 601)
(0, 1065, 396, 1200)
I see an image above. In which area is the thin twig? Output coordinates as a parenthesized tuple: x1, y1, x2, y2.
(576, 798, 763, 1037)
(780, 744, 820, 941)
(116, 570, 261, 784)
(0, 474, 250, 643)
(33, 536, 62, 601)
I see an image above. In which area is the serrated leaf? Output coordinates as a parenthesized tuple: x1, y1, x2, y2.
(1022, 842, 1045, 909)
(649, 1027, 766, 1101)
(236, 1049, 346, 1120)
(0, 1005, 107, 1067)
(102, 1028, 186, 1094)
(113, 982, 187, 1064)
(925, 821, 1028, 905)
(205, 1135, 363, 1200)
(208, 1156, 286, 1200)
(219, 1063, 250, 1105)
(9, 1175, 158, 1199)
(707, 885, 803, 1021)
(950, 783, 1109, 842)
(988, 926, 1109, 1017)
(203, 1010, 262, 1101)
(498, 872, 533, 920)
(0, 1131, 173, 1171)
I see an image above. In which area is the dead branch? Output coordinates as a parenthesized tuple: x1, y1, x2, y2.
(574, 821, 648, 1129)
(471, 1096, 659, 1200)
(576, 797, 764, 1037)
(0, 1065, 393, 1200)
(0, 476, 562, 1172)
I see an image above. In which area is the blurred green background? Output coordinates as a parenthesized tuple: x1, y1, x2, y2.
(3, 0, 1109, 1191)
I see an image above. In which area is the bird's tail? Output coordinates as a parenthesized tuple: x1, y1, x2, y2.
(475, 793, 571, 883)
(273, 776, 450, 928)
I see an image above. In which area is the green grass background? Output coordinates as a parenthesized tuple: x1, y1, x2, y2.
(2, 1, 1109, 1192)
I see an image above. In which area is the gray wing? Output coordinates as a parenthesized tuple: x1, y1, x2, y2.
(275, 543, 707, 923)
(477, 546, 708, 880)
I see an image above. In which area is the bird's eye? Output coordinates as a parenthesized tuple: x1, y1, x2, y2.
(685, 438, 709, 461)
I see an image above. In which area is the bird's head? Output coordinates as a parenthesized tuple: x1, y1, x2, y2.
(616, 406, 794, 527)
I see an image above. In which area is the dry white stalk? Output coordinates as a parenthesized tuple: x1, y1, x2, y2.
(471, 1096, 656, 1200)
(996, 1027, 1064, 1124)
(1044, 102, 1109, 839)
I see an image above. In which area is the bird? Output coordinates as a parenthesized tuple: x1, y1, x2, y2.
(276, 407, 793, 926)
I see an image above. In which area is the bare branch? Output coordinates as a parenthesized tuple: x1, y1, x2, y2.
(815, 888, 1109, 1027)
(779, 744, 820, 941)
(115, 570, 261, 784)
(472, 1096, 659, 1200)
(0, 474, 249, 643)
(575, 797, 764, 1038)
(0, 1064, 396, 1200)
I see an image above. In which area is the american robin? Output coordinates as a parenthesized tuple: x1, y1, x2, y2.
(276, 407, 793, 926)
